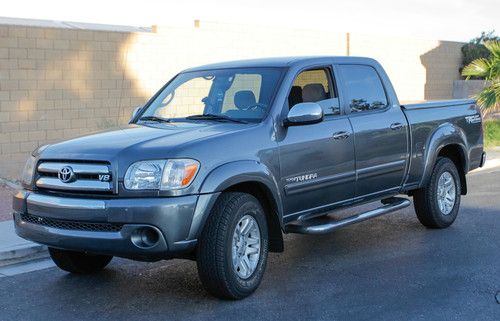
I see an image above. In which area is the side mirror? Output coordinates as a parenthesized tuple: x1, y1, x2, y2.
(129, 106, 143, 123)
(284, 102, 323, 126)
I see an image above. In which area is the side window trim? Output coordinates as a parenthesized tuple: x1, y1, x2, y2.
(325, 65, 342, 117)
(336, 63, 390, 115)
(319, 66, 341, 117)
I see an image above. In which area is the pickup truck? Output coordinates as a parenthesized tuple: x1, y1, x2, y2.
(13, 56, 485, 300)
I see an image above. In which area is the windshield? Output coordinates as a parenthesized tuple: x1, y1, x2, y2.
(139, 67, 283, 123)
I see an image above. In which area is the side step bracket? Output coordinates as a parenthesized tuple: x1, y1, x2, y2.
(285, 197, 411, 235)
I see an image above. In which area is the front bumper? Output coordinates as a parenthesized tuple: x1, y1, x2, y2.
(13, 191, 216, 261)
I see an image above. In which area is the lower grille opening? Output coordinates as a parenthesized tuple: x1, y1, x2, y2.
(20, 213, 123, 232)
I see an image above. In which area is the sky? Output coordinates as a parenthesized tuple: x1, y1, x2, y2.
(1, 0, 499, 42)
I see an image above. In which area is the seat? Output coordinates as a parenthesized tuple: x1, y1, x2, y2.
(302, 84, 327, 102)
(288, 86, 303, 108)
(234, 90, 257, 109)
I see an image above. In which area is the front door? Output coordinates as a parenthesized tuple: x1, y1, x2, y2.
(337, 64, 408, 197)
(278, 67, 356, 216)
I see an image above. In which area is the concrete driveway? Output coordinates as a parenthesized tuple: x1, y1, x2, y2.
(0, 167, 498, 320)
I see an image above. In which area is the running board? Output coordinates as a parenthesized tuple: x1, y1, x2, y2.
(285, 197, 411, 235)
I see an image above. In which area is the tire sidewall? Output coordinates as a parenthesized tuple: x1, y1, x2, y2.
(429, 159, 461, 226)
(223, 195, 269, 296)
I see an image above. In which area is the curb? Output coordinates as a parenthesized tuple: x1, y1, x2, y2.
(0, 219, 49, 268)
(0, 243, 48, 267)
(471, 159, 500, 173)
(471, 152, 500, 173)
(0, 177, 21, 190)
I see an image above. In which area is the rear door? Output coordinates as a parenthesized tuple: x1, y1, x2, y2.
(278, 66, 355, 216)
(337, 64, 408, 197)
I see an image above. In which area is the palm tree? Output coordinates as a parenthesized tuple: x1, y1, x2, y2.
(462, 40, 500, 112)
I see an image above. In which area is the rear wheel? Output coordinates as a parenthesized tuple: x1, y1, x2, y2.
(413, 157, 461, 228)
(196, 192, 269, 300)
(49, 248, 112, 274)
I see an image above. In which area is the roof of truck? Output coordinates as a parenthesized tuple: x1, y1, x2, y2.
(183, 56, 377, 72)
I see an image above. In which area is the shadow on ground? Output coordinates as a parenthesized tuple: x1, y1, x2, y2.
(0, 201, 498, 321)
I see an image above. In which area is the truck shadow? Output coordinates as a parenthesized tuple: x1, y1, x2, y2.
(3, 204, 497, 320)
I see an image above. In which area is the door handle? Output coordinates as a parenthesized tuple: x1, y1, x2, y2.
(333, 131, 350, 140)
(390, 122, 403, 130)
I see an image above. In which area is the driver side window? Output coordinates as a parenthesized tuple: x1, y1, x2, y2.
(288, 68, 340, 116)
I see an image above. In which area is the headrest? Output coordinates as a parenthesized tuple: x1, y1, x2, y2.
(302, 84, 327, 102)
(234, 90, 257, 109)
(288, 86, 303, 107)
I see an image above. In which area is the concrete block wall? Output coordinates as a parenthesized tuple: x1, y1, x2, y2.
(0, 21, 463, 180)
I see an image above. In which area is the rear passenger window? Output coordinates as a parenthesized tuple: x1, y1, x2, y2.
(339, 65, 388, 113)
(288, 68, 340, 116)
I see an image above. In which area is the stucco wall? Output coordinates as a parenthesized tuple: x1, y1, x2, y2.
(0, 21, 463, 180)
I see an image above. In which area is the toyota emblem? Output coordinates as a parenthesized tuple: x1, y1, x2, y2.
(58, 166, 76, 183)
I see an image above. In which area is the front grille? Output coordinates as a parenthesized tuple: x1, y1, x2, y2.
(20, 213, 123, 232)
(35, 161, 113, 194)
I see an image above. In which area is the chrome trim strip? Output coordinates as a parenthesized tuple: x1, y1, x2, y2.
(357, 159, 406, 179)
(27, 193, 105, 210)
(38, 162, 110, 174)
(36, 177, 112, 192)
(284, 171, 356, 196)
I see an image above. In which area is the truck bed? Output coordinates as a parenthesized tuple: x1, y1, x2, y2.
(401, 99, 483, 190)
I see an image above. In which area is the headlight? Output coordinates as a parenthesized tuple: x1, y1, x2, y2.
(21, 144, 50, 188)
(124, 159, 199, 190)
(21, 155, 36, 188)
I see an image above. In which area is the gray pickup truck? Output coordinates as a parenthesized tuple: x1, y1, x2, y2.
(13, 56, 485, 299)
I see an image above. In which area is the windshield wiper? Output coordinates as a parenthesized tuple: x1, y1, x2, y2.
(185, 114, 248, 124)
(138, 115, 172, 123)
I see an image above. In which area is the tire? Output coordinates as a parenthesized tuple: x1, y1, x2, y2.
(413, 157, 461, 228)
(49, 247, 113, 274)
(196, 192, 269, 300)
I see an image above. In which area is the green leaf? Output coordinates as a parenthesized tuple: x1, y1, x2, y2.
(476, 85, 498, 109)
(462, 58, 491, 79)
(484, 40, 500, 60)
(462, 39, 500, 110)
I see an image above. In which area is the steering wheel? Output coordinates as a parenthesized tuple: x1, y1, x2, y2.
(241, 103, 267, 112)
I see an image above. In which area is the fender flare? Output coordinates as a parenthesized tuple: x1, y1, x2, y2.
(187, 160, 284, 240)
(420, 122, 469, 188)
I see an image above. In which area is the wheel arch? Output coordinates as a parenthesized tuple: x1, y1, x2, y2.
(437, 144, 468, 195)
(420, 123, 469, 195)
(194, 161, 284, 252)
(224, 181, 284, 252)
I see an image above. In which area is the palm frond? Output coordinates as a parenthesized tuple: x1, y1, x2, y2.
(462, 58, 491, 79)
(476, 85, 499, 109)
(484, 40, 500, 60)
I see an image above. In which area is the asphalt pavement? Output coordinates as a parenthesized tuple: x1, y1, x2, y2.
(0, 168, 498, 320)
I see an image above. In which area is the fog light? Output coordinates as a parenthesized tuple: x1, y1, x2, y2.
(131, 227, 160, 248)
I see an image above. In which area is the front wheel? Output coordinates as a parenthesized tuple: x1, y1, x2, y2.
(49, 248, 113, 274)
(413, 157, 461, 228)
(196, 192, 269, 300)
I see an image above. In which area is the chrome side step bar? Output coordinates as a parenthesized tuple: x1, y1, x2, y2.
(285, 197, 411, 235)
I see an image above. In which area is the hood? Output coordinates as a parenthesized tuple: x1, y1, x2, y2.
(41, 122, 251, 162)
